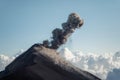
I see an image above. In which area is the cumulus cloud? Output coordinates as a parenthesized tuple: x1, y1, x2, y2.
(0, 50, 23, 71)
(59, 48, 120, 80)
(0, 54, 14, 71)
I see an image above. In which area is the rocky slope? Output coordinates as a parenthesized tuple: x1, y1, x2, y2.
(0, 44, 101, 80)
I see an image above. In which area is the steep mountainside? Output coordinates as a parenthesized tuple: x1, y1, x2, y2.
(0, 44, 101, 80)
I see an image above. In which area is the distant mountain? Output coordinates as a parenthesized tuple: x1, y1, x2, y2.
(106, 68, 120, 80)
(0, 44, 100, 80)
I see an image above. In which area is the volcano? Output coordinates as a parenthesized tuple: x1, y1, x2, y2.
(0, 13, 101, 80)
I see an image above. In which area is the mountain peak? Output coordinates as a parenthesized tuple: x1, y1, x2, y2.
(0, 13, 101, 80)
(0, 44, 101, 80)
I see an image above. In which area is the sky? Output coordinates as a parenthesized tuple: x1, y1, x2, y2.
(0, 0, 120, 56)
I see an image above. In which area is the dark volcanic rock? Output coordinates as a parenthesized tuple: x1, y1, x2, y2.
(0, 44, 101, 80)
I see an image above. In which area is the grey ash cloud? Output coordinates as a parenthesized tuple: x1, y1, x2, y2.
(42, 13, 84, 49)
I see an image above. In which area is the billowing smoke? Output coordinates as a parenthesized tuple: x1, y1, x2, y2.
(0, 13, 84, 72)
(42, 13, 83, 49)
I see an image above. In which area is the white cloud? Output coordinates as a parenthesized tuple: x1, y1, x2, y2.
(0, 54, 14, 71)
(0, 50, 23, 71)
(59, 48, 120, 80)
(59, 48, 75, 60)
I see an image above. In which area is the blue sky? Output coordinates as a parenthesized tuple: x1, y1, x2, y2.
(0, 0, 120, 55)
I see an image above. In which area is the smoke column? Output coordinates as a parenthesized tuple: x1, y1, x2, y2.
(42, 13, 84, 49)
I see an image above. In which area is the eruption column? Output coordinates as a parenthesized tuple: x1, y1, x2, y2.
(42, 13, 84, 49)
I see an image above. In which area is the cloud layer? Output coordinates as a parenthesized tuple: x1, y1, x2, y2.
(0, 54, 14, 71)
(59, 48, 120, 79)
(0, 48, 120, 80)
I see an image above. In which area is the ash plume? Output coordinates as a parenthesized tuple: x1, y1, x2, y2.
(0, 13, 102, 80)
(42, 13, 84, 49)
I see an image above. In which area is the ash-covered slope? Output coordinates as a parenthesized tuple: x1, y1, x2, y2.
(0, 13, 101, 80)
(0, 44, 101, 80)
